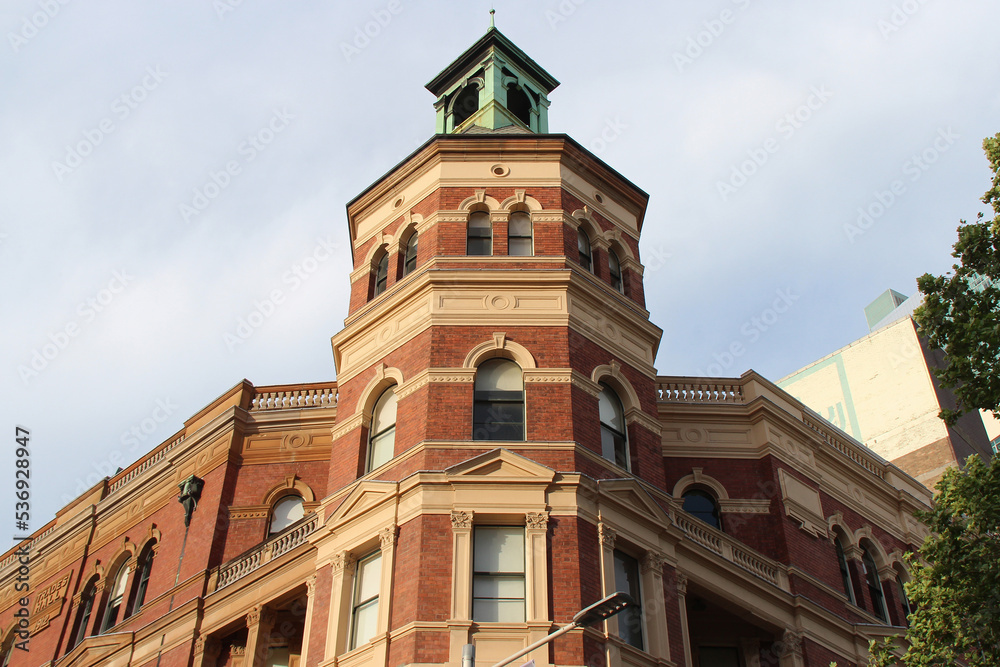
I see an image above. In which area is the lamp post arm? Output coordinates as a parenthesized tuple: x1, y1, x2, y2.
(488, 621, 580, 667)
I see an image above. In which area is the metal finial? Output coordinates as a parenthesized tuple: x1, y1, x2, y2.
(490, 8, 495, 28)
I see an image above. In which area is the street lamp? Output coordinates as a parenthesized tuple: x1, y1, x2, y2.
(488, 592, 636, 667)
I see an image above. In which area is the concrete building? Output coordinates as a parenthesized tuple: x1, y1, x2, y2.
(0, 28, 932, 667)
(778, 292, 994, 488)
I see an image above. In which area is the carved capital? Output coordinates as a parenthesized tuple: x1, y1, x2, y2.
(246, 605, 262, 627)
(641, 551, 664, 575)
(193, 636, 206, 657)
(780, 630, 803, 657)
(306, 575, 317, 598)
(451, 510, 474, 530)
(676, 573, 688, 597)
(598, 523, 616, 549)
(231, 646, 246, 656)
(332, 551, 356, 575)
(525, 512, 549, 531)
(379, 525, 398, 549)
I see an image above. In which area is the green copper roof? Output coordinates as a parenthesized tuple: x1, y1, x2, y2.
(426, 28, 559, 134)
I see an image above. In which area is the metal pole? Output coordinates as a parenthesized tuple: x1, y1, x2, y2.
(489, 621, 579, 667)
(463, 643, 476, 667)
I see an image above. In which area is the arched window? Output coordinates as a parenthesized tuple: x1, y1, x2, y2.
(507, 211, 532, 256)
(473, 359, 524, 441)
(373, 252, 389, 297)
(578, 230, 593, 272)
(69, 578, 97, 650)
(598, 383, 629, 469)
(468, 210, 492, 256)
(101, 563, 131, 633)
(453, 84, 479, 127)
(835, 537, 855, 603)
(368, 387, 397, 471)
(126, 543, 155, 617)
(403, 232, 418, 276)
(862, 546, 888, 622)
(270, 495, 305, 534)
(682, 490, 721, 530)
(897, 572, 912, 623)
(609, 250, 624, 293)
(506, 84, 532, 127)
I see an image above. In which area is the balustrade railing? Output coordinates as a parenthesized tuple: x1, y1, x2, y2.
(675, 512, 789, 590)
(656, 379, 745, 404)
(250, 384, 337, 411)
(216, 513, 320, 590)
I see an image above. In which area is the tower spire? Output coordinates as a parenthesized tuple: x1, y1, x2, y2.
(490, 8, 495, 29)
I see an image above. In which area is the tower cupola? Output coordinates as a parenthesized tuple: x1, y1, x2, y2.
(425, 25, 559, 134)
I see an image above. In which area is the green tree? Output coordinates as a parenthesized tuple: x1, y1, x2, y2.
(913, 133, 1000, 426)
(868, 454, 1000, 667)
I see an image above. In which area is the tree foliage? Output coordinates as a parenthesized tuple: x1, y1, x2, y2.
(914, 133, 1000, 425)
(869, 454, 1000, 667)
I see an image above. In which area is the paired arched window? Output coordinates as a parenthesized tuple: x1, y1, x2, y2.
(473, 359, 524, 441)
(468, 210, 492, 256)
(834, 536, 855, 603)
(609, 249, 624, 293)
(368, 387, 398, 471)
(127, 543, 155, 617)
(598, 383, 629, 469)
(578, 230, 593, 272)
(403, 232, 418, 276)
(101, 563, 131, 633)
(862, 545, 888, 622)
(373, 252, 389, 297)
(507, 211, 532, 256)
(270, 495, 305, 534)
(682, 490, 721, 530)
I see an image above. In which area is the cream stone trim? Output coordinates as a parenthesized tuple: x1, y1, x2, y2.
(624, 408, 663, 436)
(778, 469, 828, 539)
(603, 229, 635, 261)
(498, 190, 542, 211)
(462, 332, 537, 370)
(671, 468, 730, 500)
(718, 499, 771, 514)
(358, 234, 393, 267)
(592, 361, 642, 412)
(396, 368, 476, 400)
(262, 475, 316, 504)
(571, 370, 602, 397)
(521, 369, 573, 384)
(228, 506, 270, 520)
(458, 190, 501, 211)
(354, 364, 406, 417)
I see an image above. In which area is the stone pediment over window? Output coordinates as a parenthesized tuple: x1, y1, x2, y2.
(328, 480, 399, 528)
(61, 631, 133, 667)
(444, 448, 555, 483)
(597, 479, 672, 526)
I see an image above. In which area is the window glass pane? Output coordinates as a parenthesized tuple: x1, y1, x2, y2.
(473, 574, 526, 598)
(111, 565, 130, 598)
(578, 231, 592, 271)
(369, 429, 395, 470)
(470, 211, 491, 231)
(351, 599, 379, 648)
(474, 527, 524, 572)
(682, 491, 720, 530)
(404, 233, 418, 275)
(601, 426, 628, 468)
(372, 389, 397, 433)
(270, 496, 305, 533)
(475, 359, 522, 391)
(509, 238, 532, 256)
(356, 553, 382, 601)
(509, 212, 531, 235)
(613, 551, 643, 649)
(610, 250, 623, 292)
(598, 385, 624, 430)
(468, 237, 491, 255)
(473, 599, 525, 623)
(264, 646, 291, 667)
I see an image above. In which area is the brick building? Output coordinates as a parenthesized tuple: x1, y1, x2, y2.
(0, 27, 932, 667)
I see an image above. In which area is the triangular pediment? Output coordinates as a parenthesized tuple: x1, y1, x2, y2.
(329, 480, 398, 526)
(445, 448, 555, 483)
(598, 479, 671, 526)
(61, 631, 133, 667)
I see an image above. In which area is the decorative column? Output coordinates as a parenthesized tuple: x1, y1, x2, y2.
(597, 523, 621, 667)
(299, 576, 317, 667)
(778, 630, 804, 667)
(676, 574, 693, 667)
(878, 566, 900, 626)
(325, 552, 356, 661)
(370, 525, 398, 667)
(448, 510, 475, 662)
(525, 512, 551, 667)
(192, 635, 221, 667)
(245, 604, 277, 667)
(740, 638, 761, 667)
(640, 552, 670, 662)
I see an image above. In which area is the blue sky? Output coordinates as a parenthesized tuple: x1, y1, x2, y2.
(2, 0, 999, 539)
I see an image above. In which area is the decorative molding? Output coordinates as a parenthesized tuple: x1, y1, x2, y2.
(718, 499, 771, 514)
(379, 524, 399, 549)
(676, 573, 688, 596)
(522, 369, 574, 384)
(230, 646, 246, 656)
(332, 551, 356, 574)
(525, 512, 549, 531)
(228, 507, 270, 520)
(780, 630, 803, 657)
(306, 575, 317, 598)
(598, 523, 616, 549)
(451, 510, 474, 530)
(641, 551, 664, 575)
(246, 605, 262, 627)
(778, 469, 828, 539)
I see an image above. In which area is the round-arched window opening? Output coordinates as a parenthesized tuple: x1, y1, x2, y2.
(598, 383, 628, 470)
(453, 84, 480, 127)
(682, 490, 721, 530)
(270, 496, 305, 534)
(473, 358, 524, 441)
(578, 229, 593, 272)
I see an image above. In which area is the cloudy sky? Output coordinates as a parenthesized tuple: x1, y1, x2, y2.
(2, 0, 999, 539)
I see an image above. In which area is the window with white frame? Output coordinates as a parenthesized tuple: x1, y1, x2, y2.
(468, 210, 492, 256)
(403, 232, 418, 276)
(472, 526, 525, 622)
(598, 383, 629, 469)
(368, 387, 398, 471)
(613, 550, 643, 649)
(269, 496, 305, 534)
(101, 563, 130, 632)
(349, 552, 382, 649)
(507, 211, 532, 256)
